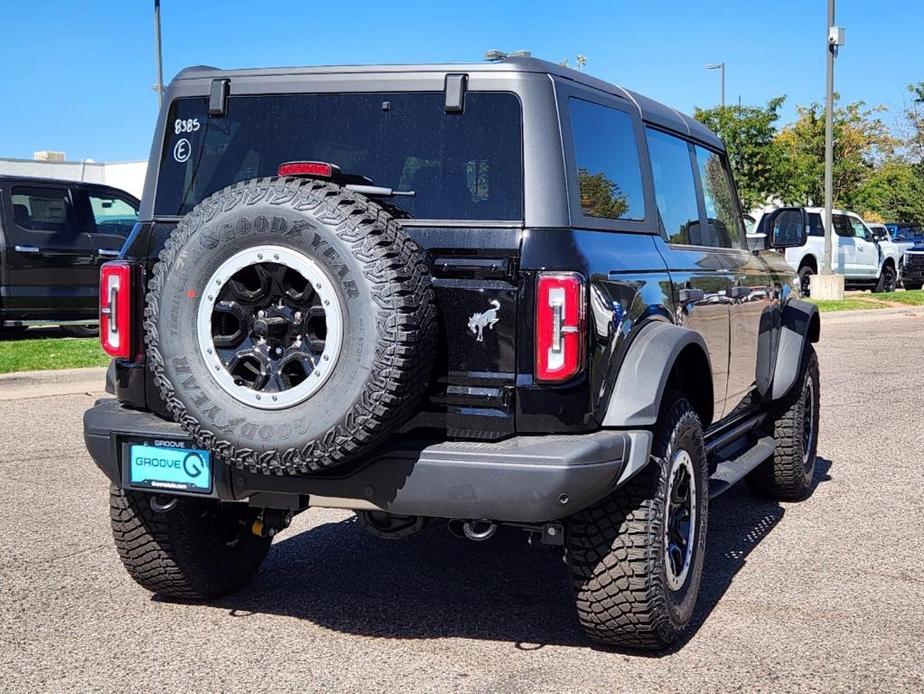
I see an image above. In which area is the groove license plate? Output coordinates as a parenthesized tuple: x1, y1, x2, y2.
(128, 443, 212, 494)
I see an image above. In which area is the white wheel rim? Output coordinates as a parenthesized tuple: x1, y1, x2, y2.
(195, 244, 343, 410)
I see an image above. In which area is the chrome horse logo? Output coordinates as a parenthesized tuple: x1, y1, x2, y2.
(467, 300, 500, 342)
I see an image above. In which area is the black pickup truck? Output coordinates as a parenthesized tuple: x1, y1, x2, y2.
(0, 176, 139, 334)
(83, 56, 820, 650)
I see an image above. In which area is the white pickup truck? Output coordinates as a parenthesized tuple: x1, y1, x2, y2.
(751, 207, 902, 296)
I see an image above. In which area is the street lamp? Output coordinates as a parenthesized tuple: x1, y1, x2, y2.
(153, 0, 164, 105)
(816, 0, 847, 300)
(705, 62, 725, 108)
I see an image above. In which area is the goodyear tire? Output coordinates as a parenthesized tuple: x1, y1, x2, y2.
(747, 345, 820, 500)
(145, 177, 436, 474)
(567, 391, 708, 650)
(110, 487, 271, 599)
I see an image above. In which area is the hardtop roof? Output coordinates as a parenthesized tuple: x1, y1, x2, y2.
(170, 56, 723, 149)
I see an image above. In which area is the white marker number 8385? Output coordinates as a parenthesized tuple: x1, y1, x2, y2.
(174, 118, 201, 134)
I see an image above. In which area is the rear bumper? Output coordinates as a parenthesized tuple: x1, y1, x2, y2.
(83, 398, 651, 523)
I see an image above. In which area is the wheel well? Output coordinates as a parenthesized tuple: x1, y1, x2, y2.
(883, 257, 896, 270)
(665, 344, 713, 428)
(799, 255, 817, 273)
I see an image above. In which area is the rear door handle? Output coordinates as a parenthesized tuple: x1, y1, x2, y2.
(98, 248, 121, 258)
(14, 245, 40, 254)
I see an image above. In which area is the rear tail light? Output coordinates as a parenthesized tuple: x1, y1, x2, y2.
(535, 273, 585, 382)
(100, 261, 133, 359)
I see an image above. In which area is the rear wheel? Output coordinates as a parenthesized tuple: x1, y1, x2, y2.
(567, 391, 708, 649)
(747, 345, 819, 500)
(110, 488, 271, 599)
(798, 265, 815, 297)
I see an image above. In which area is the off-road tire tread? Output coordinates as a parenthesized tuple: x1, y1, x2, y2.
(747, 346, 819, 500)
(567, 392, 706, 650)
(144, 177, 436, 474)
(110, 487, 270, 599)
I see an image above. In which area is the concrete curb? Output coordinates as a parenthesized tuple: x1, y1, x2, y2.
(0, 366, 107, 400)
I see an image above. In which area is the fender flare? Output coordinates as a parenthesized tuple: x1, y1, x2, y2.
(602, 322, 713, 429)
(771, 299, 820, 401)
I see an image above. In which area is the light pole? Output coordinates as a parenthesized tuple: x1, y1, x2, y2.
(153, 0, 164, 105)
(823, 2, 845, 276)
(705, 62, 725, 108)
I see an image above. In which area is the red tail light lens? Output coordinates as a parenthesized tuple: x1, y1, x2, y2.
(535, 273, 585, 382)
(277, 161, 339, 178)
(100, 261, 133, 359)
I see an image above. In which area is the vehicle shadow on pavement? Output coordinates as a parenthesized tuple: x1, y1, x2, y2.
(205, 456, 833, 652)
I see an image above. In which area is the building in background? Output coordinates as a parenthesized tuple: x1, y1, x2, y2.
(0, 154, 146, 198)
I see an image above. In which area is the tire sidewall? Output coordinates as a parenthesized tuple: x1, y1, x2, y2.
(797, 350, 820, 486)
(656, 407, 708, 632)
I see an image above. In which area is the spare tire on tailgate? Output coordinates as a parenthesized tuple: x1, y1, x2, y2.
(145, 177, 436, 474)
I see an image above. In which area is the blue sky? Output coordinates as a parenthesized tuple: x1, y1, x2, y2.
(1, 0, 921, 162)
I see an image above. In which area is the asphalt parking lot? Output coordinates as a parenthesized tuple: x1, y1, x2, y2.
(1, 310, 923, 693)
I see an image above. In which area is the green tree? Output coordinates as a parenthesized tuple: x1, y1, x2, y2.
(775, 98, 895, 208)
(901, 81, 924, 175)
(855, 159, 924, 224)
(693, 97, 789, 211)
(577, 168, 628, 218)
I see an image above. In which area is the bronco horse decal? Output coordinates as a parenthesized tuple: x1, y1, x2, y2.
(467, 300, 500, 342)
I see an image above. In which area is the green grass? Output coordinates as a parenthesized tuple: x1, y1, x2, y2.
(0, 337, 109, 374)
(808, 298, 884, 312)
(872, 289, 924, 305)
(808, 289, 924, 312)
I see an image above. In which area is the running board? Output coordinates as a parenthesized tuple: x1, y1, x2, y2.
(708, 435, 778, 498)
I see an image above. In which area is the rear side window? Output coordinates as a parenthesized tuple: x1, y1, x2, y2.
(808, 213, 824, 237)
(569, 98, 644, 220)
(10, 186, 76, 234)
(88, 193, 138, 237)
(645, 128, 699, 244)
(694, 146, 743, 249)
(155, 92, 523, 221)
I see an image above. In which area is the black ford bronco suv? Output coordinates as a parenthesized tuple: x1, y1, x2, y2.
(83, 56, 820, 649)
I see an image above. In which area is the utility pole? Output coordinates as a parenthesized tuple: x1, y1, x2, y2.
(153, 0, 164, 105)
(705, 62, 726, 108)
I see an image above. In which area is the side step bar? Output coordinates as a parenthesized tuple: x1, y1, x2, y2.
(708, 435, 778, 498)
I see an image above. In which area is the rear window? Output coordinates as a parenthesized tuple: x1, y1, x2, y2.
(155, 92, 523, 221)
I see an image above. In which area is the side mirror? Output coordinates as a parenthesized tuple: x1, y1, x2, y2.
(768, 209, 807, 248)
(746, 233, 767, 253)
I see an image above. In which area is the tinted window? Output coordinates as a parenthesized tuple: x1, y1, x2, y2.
(808, 213, 824, 237)
(156, 92, 523, 220)
(833, 214, 854, 237)
(10, 186, 76, 234)
(569, 98, 644, 220)
(694, 146, 743, 249)
(88, 193, 138, 237)
(645, 128, 699, 244)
